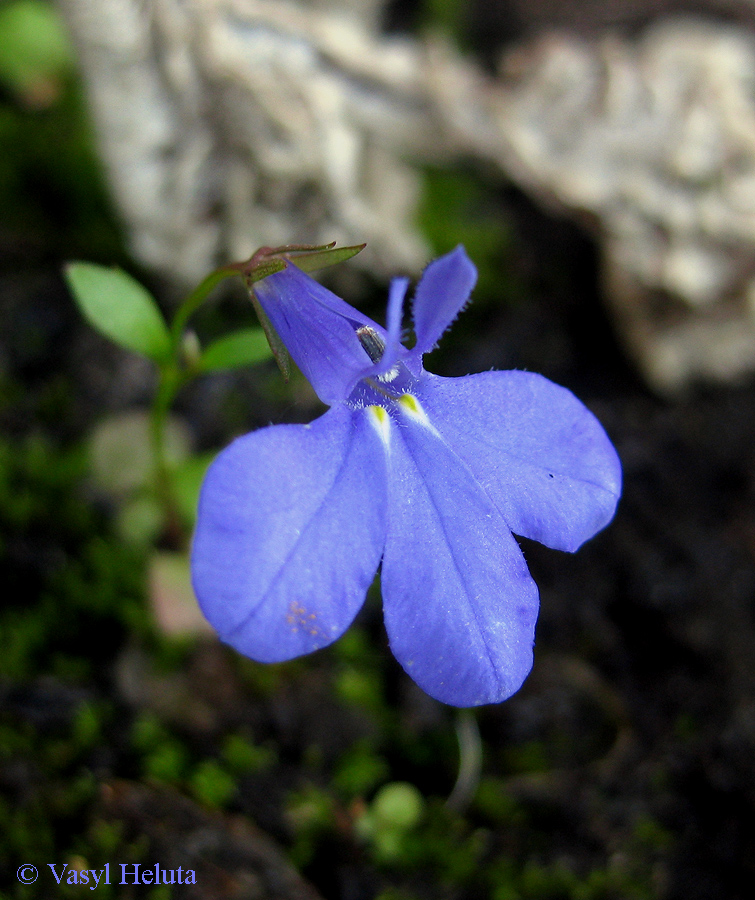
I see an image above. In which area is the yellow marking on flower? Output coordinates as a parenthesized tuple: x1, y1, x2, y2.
(367, 404, 391, 446)
(398, 394, 420, 413)
(397, 393, 431, 426)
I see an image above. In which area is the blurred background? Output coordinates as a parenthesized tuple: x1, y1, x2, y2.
(2, 1, 755, 898)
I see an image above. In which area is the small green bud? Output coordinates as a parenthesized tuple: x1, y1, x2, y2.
(181, 329, 202, 369)
(372, 782, 424, 830)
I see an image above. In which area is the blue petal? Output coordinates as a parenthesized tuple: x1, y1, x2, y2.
(418, 371, 622, 552)
(191, 406, 388, 661)
(254, 263, 382, 405)
(408, 246, 477, 371)
(371, 276, 409, 377)
(380, 398, 540, 706)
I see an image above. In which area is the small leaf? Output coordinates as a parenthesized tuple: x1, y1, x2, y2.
(65, 262, 171, 363)
(290, 243, 366, 273)
(199, 328, 272, 372)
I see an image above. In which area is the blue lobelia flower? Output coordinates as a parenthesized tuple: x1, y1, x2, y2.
(191, 246, 621, 706)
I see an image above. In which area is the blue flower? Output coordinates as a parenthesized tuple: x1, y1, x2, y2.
(191, 246, 621, 706)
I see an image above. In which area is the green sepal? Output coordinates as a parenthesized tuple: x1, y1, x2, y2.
(286, 243, 366, 273)
(237, 241, 365, 379)
(247, 288, 290, 381)
(243, 259, 287, 284)
(238, 242, 365, 281)
(65, 262, 172, 363)
(198, 328, 272, 372)
(172, 241, 365, 379)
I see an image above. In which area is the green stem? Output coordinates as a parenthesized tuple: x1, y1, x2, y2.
(150, 363, 189, 549)
(153, 243, 352, 542)
(170, 266, 240, 352)
(168, 247, 294, 352)
(446, 709, 482, 814)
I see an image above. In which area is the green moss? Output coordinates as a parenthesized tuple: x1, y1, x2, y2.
(222, 733, 276, 775)
(0, 694, 130, 893)
(332, 741, 389, 799)
(286, 785, 337, 868)
(142, 742, 189, 786)
(519, 859, 579, 897)
(419, 0, 468, 44)
(631, 814, 674, 852)
(473, 777, 529, 827)
(86, 820, 126, 859)
(147, 886, 173, 900)
(0, 435, 149, 682)
(374, 890, 422, 900)
(500, 740, 550, 775)
(332, 625, 373, 664)
(189, 759, 236, 808)
(131, 714, 189, 786)
(334, 666, 385, 713)
(0, 1, 73, 99)
(233, 652, 309, 698)
(485, 853, 662, 900)
(356, 782, 427, 864)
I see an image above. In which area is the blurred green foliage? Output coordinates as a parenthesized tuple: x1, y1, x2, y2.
(332, 740, 390, 799)
(0, 0, 72, 101)
(419, 0, 467, 45)
(222, 732, 276, 775)
(0, 435, 148, 682)
(355, 781, 425, 863)
(0, 1, 123, 262)
(417, 166, 523, 307)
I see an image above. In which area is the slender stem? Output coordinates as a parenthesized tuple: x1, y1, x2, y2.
(153, 243, 348, 543)
(168, 248, 295, 350)
(150, 363, 189, 549)
(170, 266, 239, 351)
(446, 709, 483, 815)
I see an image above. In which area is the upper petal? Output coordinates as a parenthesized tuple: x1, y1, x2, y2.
(417, 371, 622, 552)
(254, 262, 381, 405)
(370, 276, 409, 378)
(191, 406, 388, 662)
(408, 246, 477, 371)
(380, 397, 540, 707)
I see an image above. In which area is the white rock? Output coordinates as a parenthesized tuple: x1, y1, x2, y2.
(59, 0, 755, 390)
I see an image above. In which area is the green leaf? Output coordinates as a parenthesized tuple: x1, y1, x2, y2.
(0, 0, 73, 98)
(199, 328, 272, 372)
(290, 243, 366, 273)
(65, 262, 172, 363)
